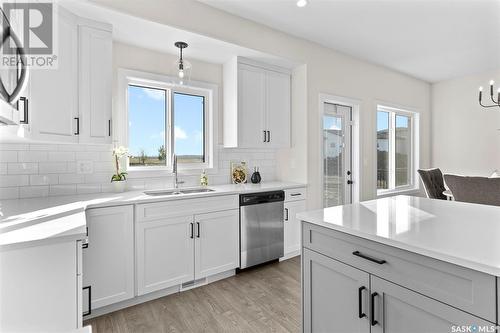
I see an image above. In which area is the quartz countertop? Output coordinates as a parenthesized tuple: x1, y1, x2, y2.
(0, 181, 305, 250)
(297, 195, 500, 276)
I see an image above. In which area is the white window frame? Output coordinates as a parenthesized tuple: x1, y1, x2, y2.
(376, 104, 419, 196)
(116, 69, 218, 176)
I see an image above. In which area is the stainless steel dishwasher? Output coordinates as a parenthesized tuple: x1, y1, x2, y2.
(239, 190, 284, 269)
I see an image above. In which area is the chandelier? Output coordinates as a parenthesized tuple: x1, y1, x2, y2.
(478, 80, 500, 108)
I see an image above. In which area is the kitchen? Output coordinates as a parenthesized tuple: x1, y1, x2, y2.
(0, 0, 499, 332)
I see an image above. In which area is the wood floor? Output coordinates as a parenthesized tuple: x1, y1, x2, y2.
(85, 256, 301, 333)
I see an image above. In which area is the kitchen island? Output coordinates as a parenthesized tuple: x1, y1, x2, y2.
(297, 196, 500, 333)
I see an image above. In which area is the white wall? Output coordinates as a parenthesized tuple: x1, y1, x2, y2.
(94, 0, 431, 208)
(431, 70, 500, 176)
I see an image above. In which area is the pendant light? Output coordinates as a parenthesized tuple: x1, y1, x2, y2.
(174, 41, 191, 84)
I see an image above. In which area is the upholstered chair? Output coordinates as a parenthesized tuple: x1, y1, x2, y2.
(417, 168, 447, 200)
(443, 174, 500, 206)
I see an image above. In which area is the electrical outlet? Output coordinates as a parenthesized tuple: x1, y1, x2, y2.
(76, 160, 93, 174)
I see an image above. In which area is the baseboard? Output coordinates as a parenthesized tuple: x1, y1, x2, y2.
(83, 269, 236, 321)
(280, 249, 301, 261)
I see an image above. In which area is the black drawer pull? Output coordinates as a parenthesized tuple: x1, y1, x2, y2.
(370, 292, 378, 326)
(290, 193, 302, 197)
(358, 286, 366, 318)
(352, 251, 386, 265)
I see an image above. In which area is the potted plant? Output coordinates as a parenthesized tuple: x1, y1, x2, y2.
(111, 146, 128, 192)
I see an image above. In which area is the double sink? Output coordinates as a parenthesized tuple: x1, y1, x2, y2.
(144, 187, 215, 196)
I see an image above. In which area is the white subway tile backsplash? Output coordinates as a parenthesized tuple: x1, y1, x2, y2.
(58, 174, 85, 184)
(0, 151, 17, 162)
(49, 184, 76, 196)
(8, 163, 38, 175)
(18, 151, 48, 162)
(38, 162, 67, 174)
(30, 174, 58, 186)
(20, 186, 49, 198)
(48, 151, 75, 162)
(0, 175, 29, 187)
(0, 187, 19, 199)
(0, 144, 278, 198)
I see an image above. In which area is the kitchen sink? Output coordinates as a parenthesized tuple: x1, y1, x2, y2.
(144, 188, 215, 196)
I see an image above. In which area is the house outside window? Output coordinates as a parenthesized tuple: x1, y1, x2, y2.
(376, 105, 419, 194)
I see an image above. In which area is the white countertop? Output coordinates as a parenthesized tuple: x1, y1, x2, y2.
(297, 195, 500, 276)
(0, 181, 305, 250)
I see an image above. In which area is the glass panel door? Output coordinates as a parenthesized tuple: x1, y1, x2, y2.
(323, 103, 352, 207)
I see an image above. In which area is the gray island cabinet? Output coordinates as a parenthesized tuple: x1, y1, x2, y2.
(298, 196, 500, 333)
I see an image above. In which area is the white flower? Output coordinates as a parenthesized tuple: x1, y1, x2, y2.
(113, 146, 128, 158)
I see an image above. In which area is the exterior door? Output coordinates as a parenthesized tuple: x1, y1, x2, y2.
(370, 276, 492, 333)
(322, 103, 352, 207)
(194, 210, 239, 279)
(303, 248, 370, 333)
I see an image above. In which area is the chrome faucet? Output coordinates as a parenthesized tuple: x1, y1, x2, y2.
(172, 154, 184, 189)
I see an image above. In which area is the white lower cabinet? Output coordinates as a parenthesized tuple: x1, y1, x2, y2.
(136, 209, 239, 296)
(136, 215, 195, 295)
(283, 199, 305, 258)
(82, 206, 134, 313)
(303, 248, 493, 333)
(195, 210, 239, 279)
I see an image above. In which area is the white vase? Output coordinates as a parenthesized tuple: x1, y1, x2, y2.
(112, 181, 127, 193)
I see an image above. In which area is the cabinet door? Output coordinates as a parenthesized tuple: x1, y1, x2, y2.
(303, 248, 370, 333)
(370, 276, 493, 333)
(238, 64, 266, 148)
(265, 70, 290, 148)
(82, 206, 134, 310)
(194, 210, 239, 279)
(136, 215, 194, 295)
(78, 26, 112, 143)
(29, 8, 78, 142)
(284, 200, 305, 258)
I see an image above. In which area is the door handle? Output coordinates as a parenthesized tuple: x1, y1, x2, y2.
(370, 292, 378, 326)
(108, 119, 111, 136)
(353, 251, 386, 265)
(358, 286, 366, 318)
(285, 208, 289, 221)
(347, 180, 353, 185)
(74, 117, 80, 135)
(196, 222, 200, 238)
(190, 223, 194, 239)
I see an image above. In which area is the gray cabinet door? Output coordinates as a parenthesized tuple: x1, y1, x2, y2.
(303, 248, 370, 333)
(370, 276, 493, 333)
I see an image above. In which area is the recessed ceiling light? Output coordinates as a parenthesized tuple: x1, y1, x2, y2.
(297, 0, 308, 8)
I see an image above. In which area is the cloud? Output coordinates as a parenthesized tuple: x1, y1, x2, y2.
(142, 88, 165, 101)
(175, 126, 187, 140)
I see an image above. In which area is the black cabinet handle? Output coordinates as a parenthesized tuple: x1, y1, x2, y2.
(267, 130, 271, 142)
(190, 223, 194, 239)
(263, 130, 267, 143)
(285, 208, 289, 221)
(290, 193, 302, 197)
(83, 285, 91, 317)
(370, 292, 378, 326)
(196, 222, 200, 238)
(82, 227, 89, 248)
(19, 96, 28, 124)
(108, 119, 111, 136)
(74, 117, 80, 135)
(352, 251, 386, 265)
(358, 286, 366, 318)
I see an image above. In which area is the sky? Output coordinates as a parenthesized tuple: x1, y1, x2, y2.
(377, 111, 409, 132)
(128, 86, 204, 158)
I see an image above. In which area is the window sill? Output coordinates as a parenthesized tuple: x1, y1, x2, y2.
(377, 187, 421, 198)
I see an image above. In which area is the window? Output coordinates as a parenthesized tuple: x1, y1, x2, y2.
(376, 105, 418, 194)
(120, 70, 215, 171)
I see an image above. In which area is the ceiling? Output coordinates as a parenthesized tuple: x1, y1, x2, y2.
(199, 0, 500, 83)
(60, 0, 297, 69)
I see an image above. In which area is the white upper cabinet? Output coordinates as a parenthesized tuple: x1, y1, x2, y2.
(224, 57, 291, 148)
(29, 7, 79, 142)
(78, 24, 113, 144)
(27, 8, 112, 144)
